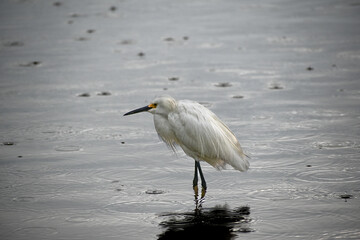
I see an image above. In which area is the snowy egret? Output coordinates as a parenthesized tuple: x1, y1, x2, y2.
(124, 95, 249, 201)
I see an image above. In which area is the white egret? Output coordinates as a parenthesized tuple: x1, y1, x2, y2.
(124, 95, 249, 201)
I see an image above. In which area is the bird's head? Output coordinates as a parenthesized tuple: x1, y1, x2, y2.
(124, 95, 176, 116)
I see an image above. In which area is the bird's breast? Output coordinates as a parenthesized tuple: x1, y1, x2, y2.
(153, 114, 177, 145)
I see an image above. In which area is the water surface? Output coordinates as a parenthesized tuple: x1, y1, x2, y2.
(1, 0, 359, 239)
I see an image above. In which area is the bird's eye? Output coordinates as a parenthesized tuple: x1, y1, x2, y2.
(148, 103, 157, 108)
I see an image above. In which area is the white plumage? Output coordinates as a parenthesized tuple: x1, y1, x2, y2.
(151, 96, 249, 171)
(124, 95, 249, 196)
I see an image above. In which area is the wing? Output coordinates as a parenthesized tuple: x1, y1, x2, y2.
(168, 100, 249, 171)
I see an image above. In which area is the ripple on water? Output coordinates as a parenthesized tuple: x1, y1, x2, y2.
(145, 189, 166, 195)
(12, 196, 37, 202)
(11, 227, 58, 238)
(315, 140, 359, 149)
(292, 168, 359, 184)
(325, 229, 360, 239)
(54, 145, 81, 152)
(104, 200, 177, 214)
(65, 215, 93, 223)
(245, 182, 358, 202)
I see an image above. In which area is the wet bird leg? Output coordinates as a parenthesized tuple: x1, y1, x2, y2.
(193, 161, 207, 209)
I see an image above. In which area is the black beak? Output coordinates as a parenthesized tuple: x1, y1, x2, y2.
(124, 105, 152, 116)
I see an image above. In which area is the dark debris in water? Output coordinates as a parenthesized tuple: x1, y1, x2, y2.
(232, 95, 244, 99)
(97, 91, 111, 96)
(306, 66, 314, 71)
(53, 1, 62, 7)
(69, 13, 81, 18)
(119, 39, 135, 45)
(75, 37, 88, 41)
(2, 141, 15, 146)
(3, 41, 24, 47)
(78, 92, 112, 97)
(269, 82, 284, 90)
(215, 82, 232, 87)
(146, 189, 165, 195)
(340, 194, 353, 202)
(164, 37, 175, 42)
(19, 61, 41, 67)
(78, 93, 91, 97)
(168, 77, 179, 81)
(158, 205, 252, 240)
(138, 52, 145, 57)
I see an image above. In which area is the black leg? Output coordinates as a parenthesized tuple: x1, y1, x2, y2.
(193, 161, 207, 210)
(193, 161, 199, 207)
(193, 161, 198, 188)
(196, 161, 207, 190)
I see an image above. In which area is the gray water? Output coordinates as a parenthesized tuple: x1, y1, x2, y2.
(1, 0, 359, 239)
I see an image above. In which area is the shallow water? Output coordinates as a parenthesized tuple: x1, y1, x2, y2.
(1, 0, 360, 239)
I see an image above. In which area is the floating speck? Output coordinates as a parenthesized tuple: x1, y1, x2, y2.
(269, 82, 283, 90)
(120, 39, 134, 45)
(138, 52, 145, 57)
(97, 91, 111, 96)
(183, 36, 189, 40)
(110, 6, 117, 11)
(53, 1, 62, 6)
(3, 141, 15, 146)
(121, 141, 125, 144)
(306, 66, 314, 71)
(78, 93, 90, 97)
(4, 41, 24, 47)
(19, 61, 41, 67)
(145, 189, 165, 195)
(232, 95, 244, 99)
(76, 37, 88, 41)
(164, 37, 175, 42)
(87, 29, 95, 34)
(306, 164, 312, 167)
(340, 194, 353, 200)
(168, 77, 179, 81)
(70, 13, 80, 18)
(215, 82, 232, 87)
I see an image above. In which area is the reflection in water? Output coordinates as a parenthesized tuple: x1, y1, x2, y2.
(193, 185, 206, 210)
(158, 205, 252, 240)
